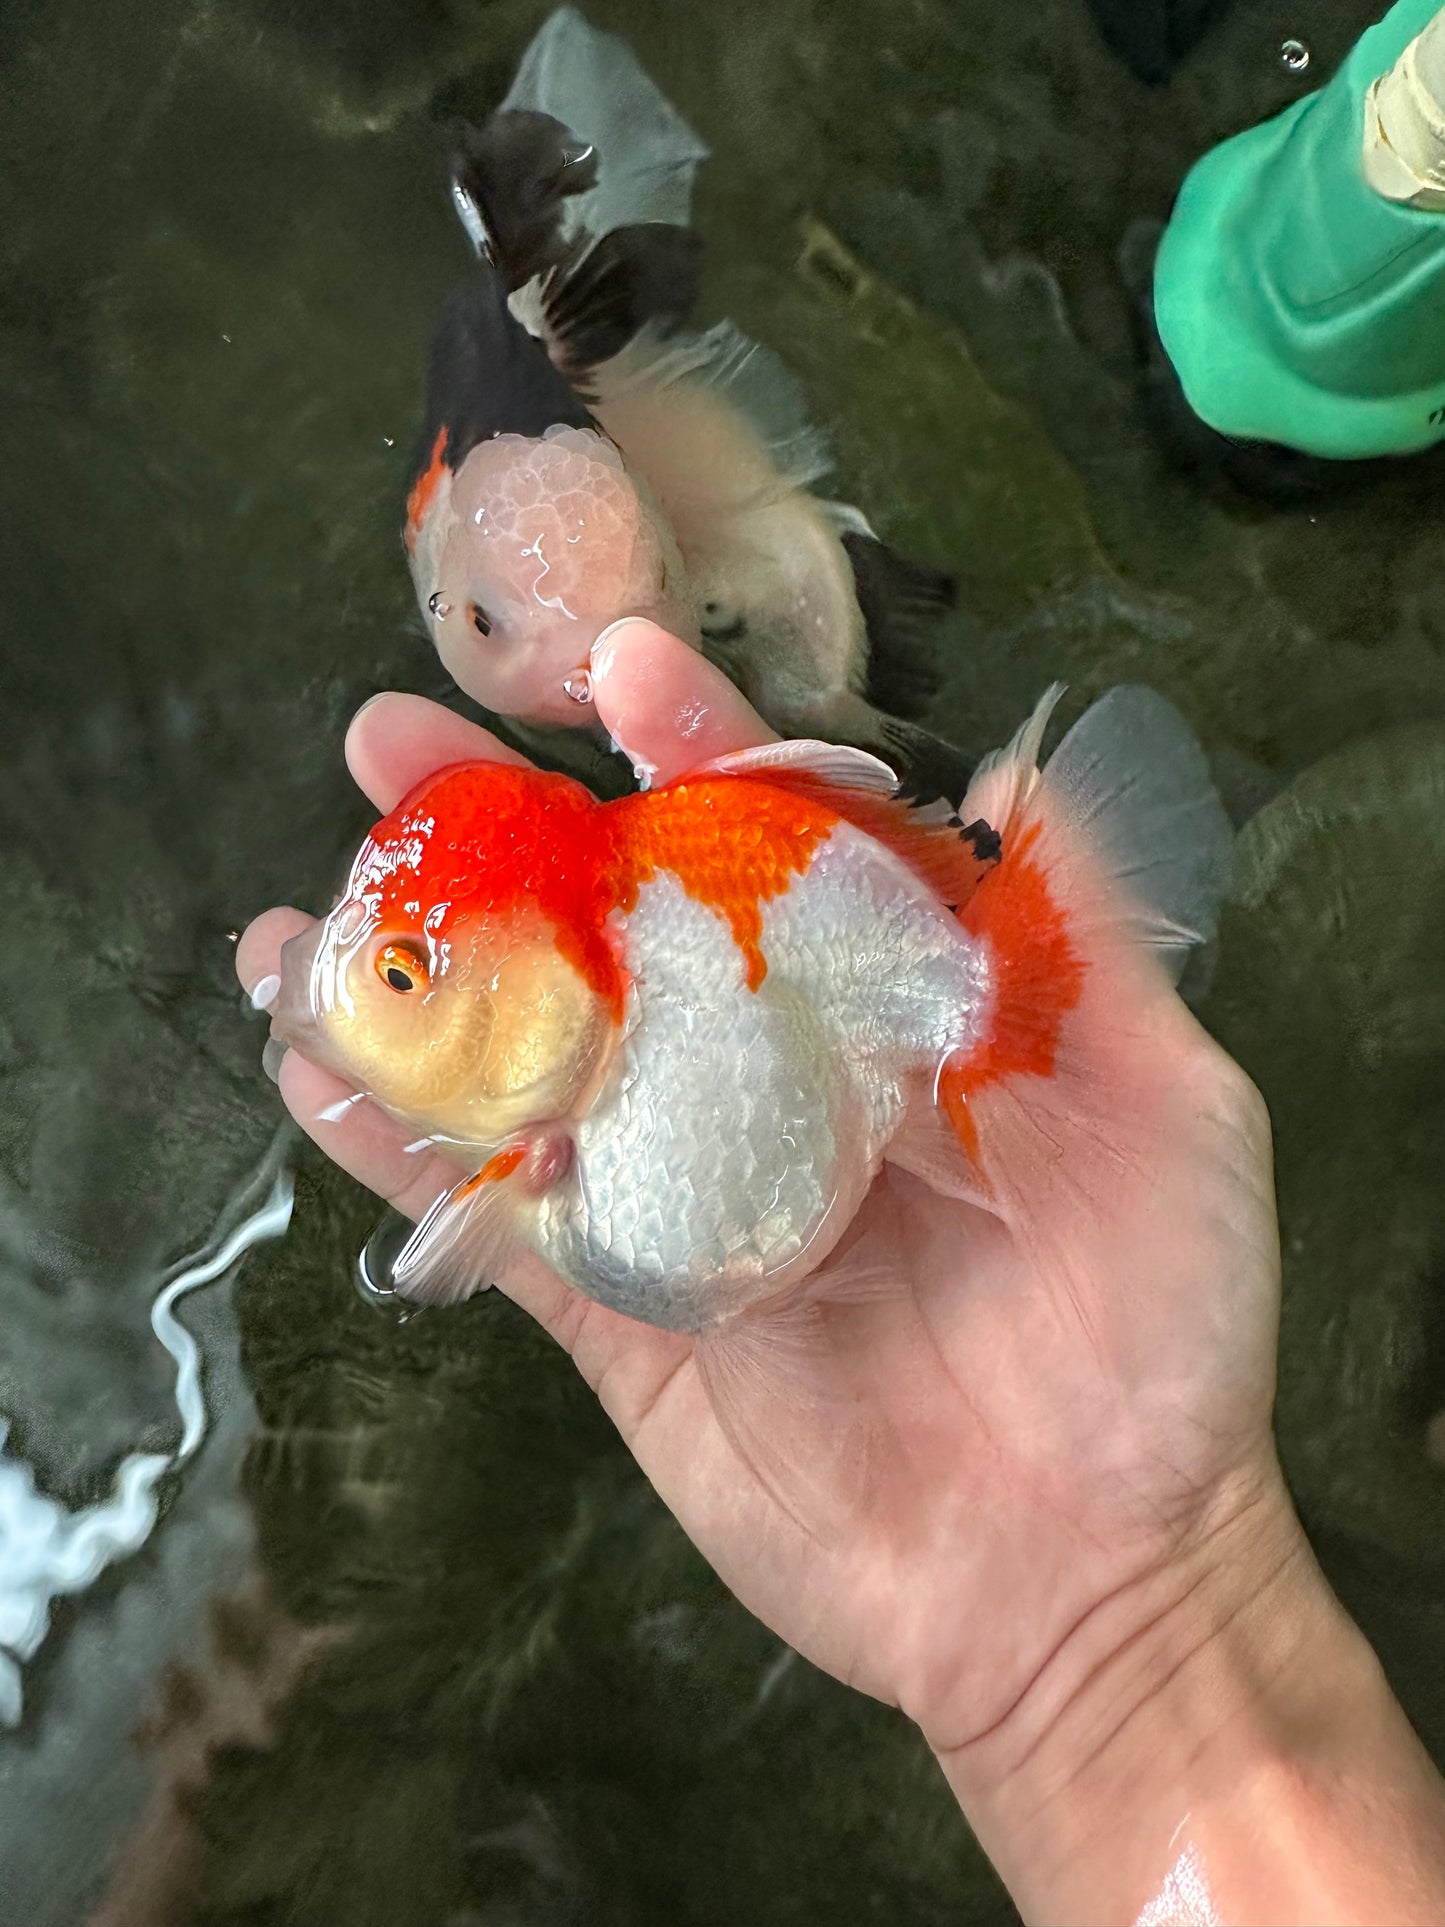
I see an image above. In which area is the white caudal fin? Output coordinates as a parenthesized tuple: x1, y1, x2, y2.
(502, 6, 709, 238)
(1042, 685, 1234, 979)
(934, 682, 1234, 1190)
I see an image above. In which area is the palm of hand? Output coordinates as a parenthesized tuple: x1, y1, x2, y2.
(239, 627, 1279, 1753)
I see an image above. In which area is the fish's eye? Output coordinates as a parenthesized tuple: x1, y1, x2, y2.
(374, 940, 430, 994)
(469, 601, 492, 637)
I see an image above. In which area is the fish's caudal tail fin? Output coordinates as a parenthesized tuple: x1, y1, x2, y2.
(936, 684, 1233, 1185)
(455, 8, 709, 390)
(501, 6, 708, 238)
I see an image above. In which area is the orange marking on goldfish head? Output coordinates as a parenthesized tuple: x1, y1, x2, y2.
(405, 428, 449, 554)
(361, 759, 628, 1017)
(305, 762, 842, 1149)
(353, 762, 841, 1006)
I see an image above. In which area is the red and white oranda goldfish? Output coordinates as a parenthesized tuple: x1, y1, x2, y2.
(267, 684, 1231, 1333)
(404, 7, 966, 796)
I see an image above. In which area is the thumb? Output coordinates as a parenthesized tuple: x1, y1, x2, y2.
(590, 619, 776, 787)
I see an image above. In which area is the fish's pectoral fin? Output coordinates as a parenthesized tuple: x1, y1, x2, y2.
(782, 690, 975, 809)
(695, 734, 902, 794)
(686, 717, 990, 907)
(390, 1151, 528, 1308)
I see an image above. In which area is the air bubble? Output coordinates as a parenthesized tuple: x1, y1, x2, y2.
(563, 671, 593, 705)
(1279, 37, 1310, 73)
(428, 591, 452, 619)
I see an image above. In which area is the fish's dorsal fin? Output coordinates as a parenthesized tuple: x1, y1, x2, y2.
(696, 737, 900, 794)
(687, 738, 998, 914)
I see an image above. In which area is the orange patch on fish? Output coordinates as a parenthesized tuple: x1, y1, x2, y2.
(459, 1145, 527, 1196)
(405, 428, 449, 554)
(611, 779, 837, 989)
(939, 820, 1085, 1160)
(364, 764, 840, 1009)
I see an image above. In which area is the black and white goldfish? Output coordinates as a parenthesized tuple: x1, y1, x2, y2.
(404, 6, 969, 796)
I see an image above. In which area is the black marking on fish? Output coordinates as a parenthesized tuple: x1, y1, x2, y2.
(543, 223, 703, 387)
(408, 263, 594, 494)
(960, 818, 1002, 865)
(699, 604, 748, 645)
(874, 715, 975, 810)
(451, 110, 598, 290)
(842, 531, 957, 720)
(450, 105, 702, 392)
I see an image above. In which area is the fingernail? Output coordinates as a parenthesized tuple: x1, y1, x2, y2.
(249, 972, 282, 1012)
(262, 1038, 288, 1084)
(590, 617, 642, 682)
(351, 691, 388, 725)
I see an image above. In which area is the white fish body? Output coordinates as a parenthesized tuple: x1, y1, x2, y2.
(534, 826, 992, 1330)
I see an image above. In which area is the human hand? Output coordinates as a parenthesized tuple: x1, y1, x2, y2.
(240, 621, 1415, 1922)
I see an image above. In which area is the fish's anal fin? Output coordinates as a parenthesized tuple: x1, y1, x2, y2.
(885, 1080, 994, 1207)
(693, 1258, 900, 1538)
(391, 1145, 532, 1308)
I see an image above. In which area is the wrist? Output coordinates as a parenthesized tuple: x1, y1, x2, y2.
(932, 1458, 1445, 1924)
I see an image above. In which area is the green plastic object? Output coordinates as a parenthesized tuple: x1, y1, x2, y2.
(1154, 0, 1445, 458)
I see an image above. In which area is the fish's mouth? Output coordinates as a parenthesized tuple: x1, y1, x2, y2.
(268, 922, 327, 1061)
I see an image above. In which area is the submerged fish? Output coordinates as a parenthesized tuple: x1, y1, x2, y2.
(268, 684, 1230, 1333)
(404, 6, 966, 795)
